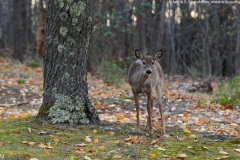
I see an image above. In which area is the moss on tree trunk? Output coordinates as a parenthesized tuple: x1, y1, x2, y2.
(37, 103, 53, 119)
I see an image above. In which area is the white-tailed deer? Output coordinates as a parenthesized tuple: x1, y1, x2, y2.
(128, 49, 165, 134)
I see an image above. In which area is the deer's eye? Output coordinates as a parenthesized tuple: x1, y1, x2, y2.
(143, 61, 146, 65)
(152, 61, 155, 65)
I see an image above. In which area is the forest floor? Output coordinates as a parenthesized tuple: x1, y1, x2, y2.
(0, 58, 240, 160)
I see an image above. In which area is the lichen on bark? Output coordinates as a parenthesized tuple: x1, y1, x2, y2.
(59, 27, 68, 37)
(70, 2, 86, 16)
(48, 94, 89, 124)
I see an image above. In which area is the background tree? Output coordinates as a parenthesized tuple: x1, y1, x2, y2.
(37, 0, 100, 124)
(36, 0, 46, 58)
(13, 0, 30, 61)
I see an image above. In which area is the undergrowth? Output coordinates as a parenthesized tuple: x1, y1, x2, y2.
(99, 60, 124, 86)
(215, 77, 240, 107)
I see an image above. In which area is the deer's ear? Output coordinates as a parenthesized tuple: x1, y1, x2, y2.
(153, 50, 163, 60)
(135, 49, 143, 59)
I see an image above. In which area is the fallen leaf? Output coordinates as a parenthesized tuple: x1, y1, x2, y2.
(230, 131, 239, 136)
(108, 131, 115, 136)
(76, 147, 84, 155)
(202, 146, 209, 150)
(154, 121, 161, 127)
(112, 155, 121, 159)
(22, 141, 29, 144)
(92, 129, 98, 134)
(38, 143, 48, 149)
(150, 139, 159, 145)
(234, 149, 240, 153)
(44, 149, 49, 155)
(49, 135, 59, 142)
(187, 146, 193, 149)
(22, 153, 31, 157)
(215, 156, 229, 160)
(198, 118, 207, 123)
(183, 128, 191, 134)
(116, 113, 124, 120)
(28, 142, 36, 146)
(8, 115, 15, 119)
(76, 143, 88, 147)
(148, 153, 156, 158)
(99, 145, 105, 150)
(230, 123, 238, 129)
(183, 112, 190, 117)
(182, 117, 188, 123)
(93, 138, 98, 144)
(219, 151, 228, 155)
(85, 136, 92, 143)
(84, 155, 92, 160)
(88, 149, 96, 153)
(163, 155, 169, 158)
(19, 112, 28, 118)
(189, 134, 196, 139)
(177, 153, 187, 159)
(158, 147, 166, 151)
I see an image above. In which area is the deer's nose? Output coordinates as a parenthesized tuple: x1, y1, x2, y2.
(146, 70, 152, 74)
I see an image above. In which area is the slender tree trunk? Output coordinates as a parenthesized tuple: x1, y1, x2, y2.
(37, 0, 100, 124)
(115, 0, 127, 57)
(137, 0, 146, 52)
(236, 5, 240, 76)
(13, 0, 28, 61)
(156, 0, 166, 50)
(36, 0, 46, 58)
(202, 11, 211, 76)
(168, 1, 176, 74)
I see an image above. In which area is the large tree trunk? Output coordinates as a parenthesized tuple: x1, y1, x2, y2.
(37, 0, 100, 124)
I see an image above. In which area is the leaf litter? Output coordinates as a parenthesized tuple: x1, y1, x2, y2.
(0, 58, 240, 159)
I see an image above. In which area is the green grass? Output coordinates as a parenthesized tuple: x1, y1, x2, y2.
(0, 117, 239, 160)
(215, 77, 240, 107)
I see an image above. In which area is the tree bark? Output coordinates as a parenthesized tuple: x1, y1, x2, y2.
(202, 10, 211, 76)
(236, 5, 240, 76)
(137, 0, 146, 52)
(0, 0, 13, 50)
(168, 1, 176, 74)
(36, 0, 46, 58)
(37, 0, 100, 124)
(13, 0, 28, 61)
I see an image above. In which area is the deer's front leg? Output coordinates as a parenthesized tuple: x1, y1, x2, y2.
(146, 91, 153, 134)
(145, 97, 153, 131)
(156, 83, 165, 133)
(133, 91, 140, 131)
